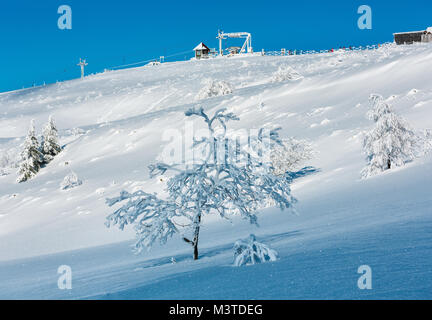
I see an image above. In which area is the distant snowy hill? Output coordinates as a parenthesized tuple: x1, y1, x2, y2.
(0, 44, 431, 299)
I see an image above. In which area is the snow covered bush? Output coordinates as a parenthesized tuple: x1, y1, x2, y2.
(361, 94, 417, 179)
(0, 147, 20, 175)
(233, 234, 278, 266)
(271, 65, 303, 82)
(195, 80, 233, 100)
(0, 152, 9, 169)
(106, 107, 301, 260)
(16, 120, 43, 183)
(65, 127, 85, 136)
(0, 168, 8, 176)
(271, 138, 314, 175)
(420, 129, 432, 155)
(41, 116, 61, 164)
(60, 171, 82, 190)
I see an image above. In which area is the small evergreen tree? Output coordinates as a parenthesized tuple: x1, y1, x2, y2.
(361, 94, 417, 178)
(41, 116, 61, 163)
(17, 120, 43, 183)
(106, 107, 300, 260)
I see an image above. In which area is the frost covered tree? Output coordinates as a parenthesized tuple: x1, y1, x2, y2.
(60, 171, 82, 190)
(420, 129, 432, 156)
(17, 120, 43, 183)
(195, 80, 233, 100)
(0, 146, 20, 177)
(106, 107, 301, 260)
(271, 65, 303, 82)
(361, 94, 417, 178)
(271, 138, 314, 175)
(233, 234, 278, 266)
(41, 116, 61, 164)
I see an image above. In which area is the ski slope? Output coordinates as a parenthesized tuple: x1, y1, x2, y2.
(0, 43, 431, 299)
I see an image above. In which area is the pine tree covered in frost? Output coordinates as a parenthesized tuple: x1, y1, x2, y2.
(41, 116, 61, 164)
(16, 120, 43, 183)
(106, 107, 300, 260)
(233, 234, 278, 266)
(361, 94, 417, 178)
(195, 79, 233, 100)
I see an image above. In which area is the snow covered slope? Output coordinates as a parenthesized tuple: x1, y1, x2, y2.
(0, 44, 431, 299)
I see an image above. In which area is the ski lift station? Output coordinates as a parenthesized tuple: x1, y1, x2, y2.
(193, 30, 253, 59)
(217, 31, 253, 55)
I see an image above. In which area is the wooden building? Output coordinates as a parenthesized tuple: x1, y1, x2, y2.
(394, 27, 432, 45)
(193, 42, 210, 59)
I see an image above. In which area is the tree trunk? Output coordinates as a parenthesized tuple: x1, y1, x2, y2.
(387, 159, 391, 170)
(193, 240, 199, 260)
(182, 213, 202, 260)
(192, 216, 201, 260)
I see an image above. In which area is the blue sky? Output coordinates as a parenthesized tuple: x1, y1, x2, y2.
(0, 0, 431, 93)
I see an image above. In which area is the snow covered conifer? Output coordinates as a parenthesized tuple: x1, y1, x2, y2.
(106, 107, 300, 260)
(361, 94, 417, 178)
(41, 116, 61, 163)
(17, 120, 43, 183)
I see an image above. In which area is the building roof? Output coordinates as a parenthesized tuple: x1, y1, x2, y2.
(393, 30, 425, 35)
(394, 27, 432, 35)
(194, 42, 210, 51)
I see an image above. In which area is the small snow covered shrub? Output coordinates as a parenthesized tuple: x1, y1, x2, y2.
(361, 94, 417, 179)
(420, 129, 432, 155)
(233, 234, 278, 267)
(60, 171, 82, 190)
(195, 79, 233, 100)
(0, 168, 8, 177)
(271, 138, 314, 175)
(0, 152, 9, 169)
(0, 147, 20, 176)
(271, 65, 303, 82)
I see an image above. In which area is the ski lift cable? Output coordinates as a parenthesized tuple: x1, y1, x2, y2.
(108, 49, 193, 70)
(108, 58, 158, 70)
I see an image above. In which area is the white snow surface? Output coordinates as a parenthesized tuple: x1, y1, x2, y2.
(0, 43, 431, 299)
